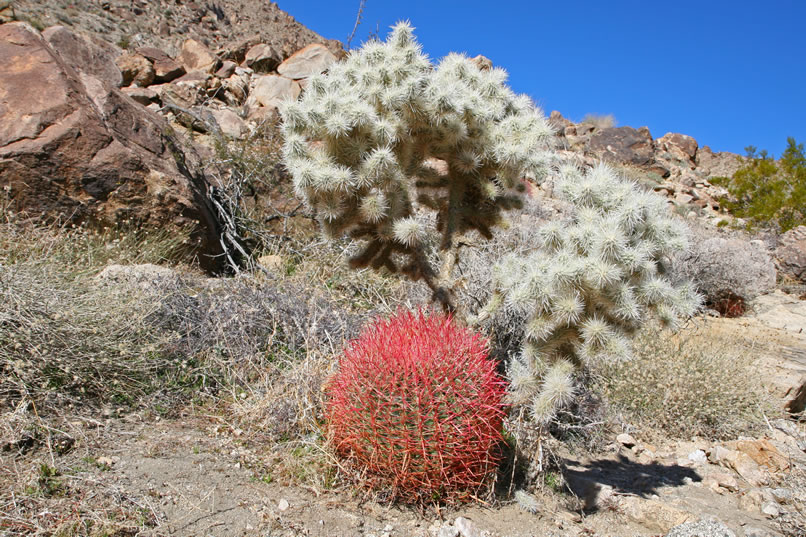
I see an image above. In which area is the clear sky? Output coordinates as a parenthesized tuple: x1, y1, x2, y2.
(277, 0, 805, 157)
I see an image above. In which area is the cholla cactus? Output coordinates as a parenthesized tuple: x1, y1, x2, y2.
(279, 22, 555, 312)
(487, 163, 701, 424)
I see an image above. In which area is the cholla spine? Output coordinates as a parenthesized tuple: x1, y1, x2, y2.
(489, 163, 701, 424)
(279, 22, 555, 311)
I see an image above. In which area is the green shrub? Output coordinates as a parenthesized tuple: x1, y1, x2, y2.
(715, 137, 806, 231)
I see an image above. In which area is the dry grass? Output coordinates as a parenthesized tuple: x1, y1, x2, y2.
(580, 113, 617, 129)
(597, 322, 774, 440)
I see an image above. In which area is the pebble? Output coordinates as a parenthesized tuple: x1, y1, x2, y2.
(760, 501, 780, 518)
(277, 498, 290, 511)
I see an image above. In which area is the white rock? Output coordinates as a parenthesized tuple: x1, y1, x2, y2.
(277, 43, 336, 80)
(250, 74, 300, 110)
(760, 501, 780, 518)
(437, 526, 459, 537)
(616, 433, 637, 447)
(687, 449, 707, 465)
(454, 517, 481, 537)
(277, 498, 290, 511)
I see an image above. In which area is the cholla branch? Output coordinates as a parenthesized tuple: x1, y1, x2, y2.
(279, 22, 555, 314)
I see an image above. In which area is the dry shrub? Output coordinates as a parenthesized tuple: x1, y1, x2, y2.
(580, 113, 617, 129)
(0, 216, 195, 423)
(597, 324, 770, 439)
(669, 227, 776, 315)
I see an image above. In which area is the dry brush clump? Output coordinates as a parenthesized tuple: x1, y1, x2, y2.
(668, 228, 776, 317)
(325, 310, 506, 504)
(0, 217, 194, 423)
(597, 324, 770, 439)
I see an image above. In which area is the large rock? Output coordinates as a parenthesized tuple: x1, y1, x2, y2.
(115, 52, 155, 87)
(658, 132, 698, 161)
(277, 43, 336, 79)
(249, 74, 300, 110)
(179, 38, 218, 74)
(42, 25, 122, 88)
(244, 43, 281, 73)
(0, 22, 223, 271)
(696, 146, 742, 179)
(137, 46, 186, 82)
(589, 126, 656, 167)
(775, 225, 806, 282)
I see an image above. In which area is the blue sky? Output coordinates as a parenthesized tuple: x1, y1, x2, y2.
(278, 1, 805, 157)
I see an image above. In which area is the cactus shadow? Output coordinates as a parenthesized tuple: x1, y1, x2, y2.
(561, 454, 702, 512)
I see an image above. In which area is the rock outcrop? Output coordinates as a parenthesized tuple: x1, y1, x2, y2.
(775, 225, 806, 283)
(0, 22, 223, 271)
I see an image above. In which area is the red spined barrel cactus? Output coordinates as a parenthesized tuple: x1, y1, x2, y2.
(325, 309, 507, 504)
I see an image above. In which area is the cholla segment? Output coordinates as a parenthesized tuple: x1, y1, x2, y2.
(497, 164, 701, 424)
(279, 22, 554, 302)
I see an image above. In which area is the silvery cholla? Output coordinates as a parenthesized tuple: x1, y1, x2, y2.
(490, 163, 702, 424)
(279, 22, 555, 307)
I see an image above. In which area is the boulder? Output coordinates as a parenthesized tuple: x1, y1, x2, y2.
(121, 86, 159, 105)
(249, 74, 300, 110)
(589, 126, 655, 167)
(0, 1, 13, 24)
(244, 43, 281, 72)
(619, 497, 693, 534)
(42, 25, 122, 88)
(696, 146, 742, 179)
(136, 46, 185, 82)
(115, 52, 155, 87)
(210, 108, 247, 138)
(0, 23, 223, 271)
(215, 60, 237, 79)
(658, 132, 698, 161)
(179, 38, 218, 74)
(277, 43, 336, 80)
(775, 225, 806, 282)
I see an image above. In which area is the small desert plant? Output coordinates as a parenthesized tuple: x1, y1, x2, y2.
(598, 324, 770, 439)
(325, 309, 507, 504)
(580, 113, 617, 129)
(711, 137, 806, 232)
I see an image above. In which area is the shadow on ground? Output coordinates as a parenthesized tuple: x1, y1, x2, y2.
(562, 454, 702, 512)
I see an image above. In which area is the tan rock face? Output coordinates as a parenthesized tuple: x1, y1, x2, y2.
(137, 46, 186, 82)
(277, 43, 336, 79)
(0, 22, 223, 271)
(775, 225, 806, 283)
(250, 74, 300, 109)
(245, 43, 281, 72)
(179, 38, 218, 74)
(116, 52, 155, 87)
(211, 108, 247, 138)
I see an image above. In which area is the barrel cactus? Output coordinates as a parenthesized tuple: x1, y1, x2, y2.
(325, 310, 507, 504)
